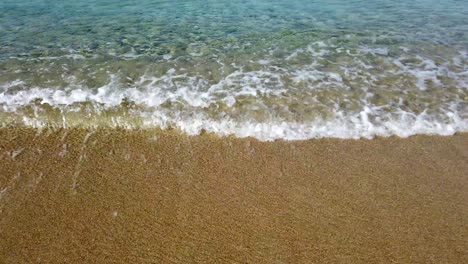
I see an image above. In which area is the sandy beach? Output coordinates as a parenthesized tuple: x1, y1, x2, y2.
(0, 128, 467, 263)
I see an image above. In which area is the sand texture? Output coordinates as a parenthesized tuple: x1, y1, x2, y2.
(1, 128, 467, 263)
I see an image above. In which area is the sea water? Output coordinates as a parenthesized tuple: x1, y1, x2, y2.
(0, 0, 467, 140)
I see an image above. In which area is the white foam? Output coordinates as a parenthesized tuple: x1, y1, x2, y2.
(359, 46, 389, 56)
(1, 43, 467, 141)
(13, 99, 468, 141)
(175, 103, 465, 140)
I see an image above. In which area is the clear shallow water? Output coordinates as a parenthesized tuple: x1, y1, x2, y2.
(0, 0, 467, 140)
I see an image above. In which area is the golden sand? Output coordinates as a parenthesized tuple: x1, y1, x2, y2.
(1, 128, 467, 263)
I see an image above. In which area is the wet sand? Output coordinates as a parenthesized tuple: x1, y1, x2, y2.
(0, 128, 467, 263)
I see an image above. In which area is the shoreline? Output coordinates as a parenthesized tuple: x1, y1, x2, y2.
(1, 128, 467, 263)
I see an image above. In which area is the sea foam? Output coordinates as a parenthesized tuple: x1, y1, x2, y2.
(1, 42, 467, 141)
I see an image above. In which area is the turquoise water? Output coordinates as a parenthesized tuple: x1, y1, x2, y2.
(0, 0, 467, 139)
